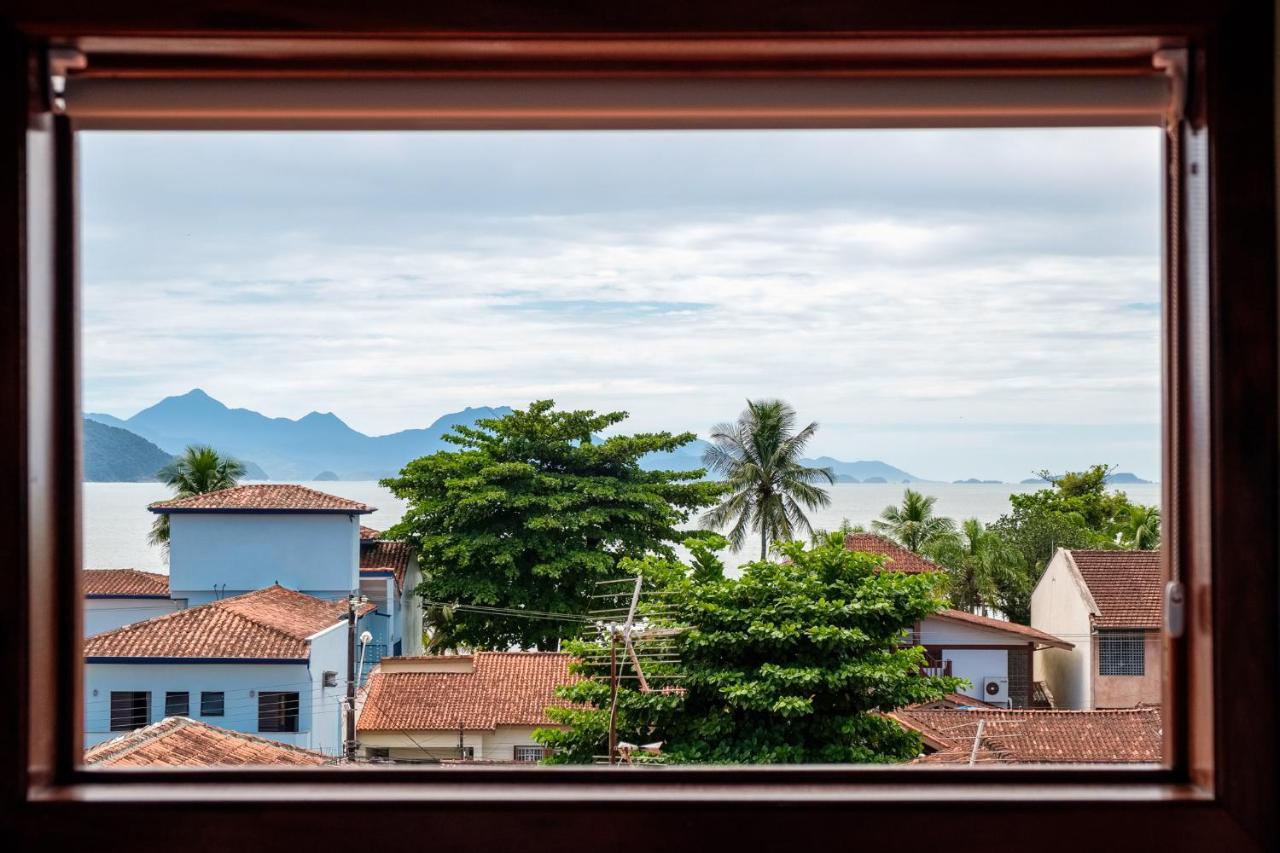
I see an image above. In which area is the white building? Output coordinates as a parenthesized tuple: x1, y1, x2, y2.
(844, 532, 1072, 708)
(915, 609, 1073, 708)
(84, 584, 373, 755)
(1031, 548, 1163, 710)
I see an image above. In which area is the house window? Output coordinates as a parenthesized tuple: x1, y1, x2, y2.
(164, 691, 189, 717)
(1098, 630, 1146, 676)
(109, 691, 150, 732)
(365, 748, 390, 760)
(200, 691, 225, 717)
(258, 691, 300, 733)
(514, 745, 546, 763)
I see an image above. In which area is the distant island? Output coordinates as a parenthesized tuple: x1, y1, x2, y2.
(954, 478, 1004, 484)
(1021, 472, 1153, 485)
(314, 470, 340, 481)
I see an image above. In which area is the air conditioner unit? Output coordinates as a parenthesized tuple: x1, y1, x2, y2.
(983, 676, 1010, 707)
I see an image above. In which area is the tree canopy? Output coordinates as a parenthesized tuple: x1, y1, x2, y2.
(381, 400, 723, 650)
(700, 399, 835, 559)
(536, 538, 959, 764)
(872, 488, 956, 552)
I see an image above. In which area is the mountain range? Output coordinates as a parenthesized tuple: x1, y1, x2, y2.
(84, 389, 930, 483)
(88, 389, 513, 481)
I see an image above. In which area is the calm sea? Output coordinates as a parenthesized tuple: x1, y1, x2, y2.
(84, 480, 1161, 574)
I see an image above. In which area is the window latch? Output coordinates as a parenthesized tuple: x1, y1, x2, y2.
(47, 47, 87, 114)
(1165, 579, 1186, 638)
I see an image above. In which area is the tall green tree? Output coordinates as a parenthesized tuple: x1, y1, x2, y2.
(988, 464, 1157, 622)
(1114, 504, 1161, 550)
(536, 539, 960, 764)
(872, 488, 956, 552)
(924, 517, 1022, 615)
(382, 401, 722, 650)
(148, 445, 247, 550)
(700, 399, 835, 559)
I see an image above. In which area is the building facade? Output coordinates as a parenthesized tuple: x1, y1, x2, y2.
(1031, 549, 1163, 709)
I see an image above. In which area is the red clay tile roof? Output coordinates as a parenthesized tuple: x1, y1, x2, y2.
(357, 652, 577, 733)
(894, 706, 1162, 764)
(360, 539, 413, 589)
(360, 526, 382, 540)
(83, 568, 170, 598)
(843, 533, 942, 574)
(84, 717, 330, 767)
(149, 484, 374, 513)
(1067, 549, 1163, 629)
(930, 609, 1073, 649)
(84, 585, 366, 660)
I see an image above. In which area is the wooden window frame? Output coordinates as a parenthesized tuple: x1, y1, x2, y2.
(2, 2, 1275, 850)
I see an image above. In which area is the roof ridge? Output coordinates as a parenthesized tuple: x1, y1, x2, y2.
(214, 585, 344, 642)
(85, 717, 191, 763)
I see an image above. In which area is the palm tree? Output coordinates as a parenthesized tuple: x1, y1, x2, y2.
(1115, 504, 1161, 550)
(925, 517, 1019, 614)
(149, 445, 247, 550)
(700, 399, 835, 560)
(872, 488, 956, 552)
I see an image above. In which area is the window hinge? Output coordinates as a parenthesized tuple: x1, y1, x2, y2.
(1153, 47, 1188, 130)
(47, 47, 87, 114)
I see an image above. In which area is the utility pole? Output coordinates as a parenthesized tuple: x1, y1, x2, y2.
(457, 720, 465, 760)
(344, 592, 358, 762)
(607, 628, 619, 765)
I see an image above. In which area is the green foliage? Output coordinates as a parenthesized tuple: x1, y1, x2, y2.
(536, 539, 960, 764)
(986, 464, 1158, 622)
(148, 445, 247, 550)
(381, 400, 723, 650)
(700, 399, 836, 559)
(1114, 504, 1161, 550)
(872, 488, 956, 552)
(924, 518, 1023, 616)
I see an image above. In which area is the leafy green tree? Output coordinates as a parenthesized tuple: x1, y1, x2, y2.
(987, 464, 1158, 622)
(700, 399, 835, 559)
(872, 488, 956, 552)
(1113, 504, 1161, 550)
(536, 539, 960, 764)
(381, 401, 722, 650)
(924, 517, 1022, 615)
(148, 445, 247, 551)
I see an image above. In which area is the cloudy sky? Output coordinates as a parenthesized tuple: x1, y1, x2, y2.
(81, 128, 1161, 482)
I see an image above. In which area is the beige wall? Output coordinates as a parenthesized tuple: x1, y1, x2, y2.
(1092, 630, 1162, 708)
(1031, 550, 1095, 709)
(360, 725, 552, 762)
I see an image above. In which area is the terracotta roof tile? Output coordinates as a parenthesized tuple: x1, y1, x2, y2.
(358, 652, 577, 732)
(149, 484, 374, 513)
(360, 526, 382, 540)
(931, 609, 1073, 649)
(360, 539, 413, 589)
(83, 568, 170, 598)
(84, 717, 330, 767)
(843, 533, 942, 574)
(894, 706, 1162, 764)
(84, 585, 363, 660)
(1068, 549, 1163, 629)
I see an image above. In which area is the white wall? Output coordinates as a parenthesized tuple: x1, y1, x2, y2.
(169, 512, 360, 604)
(1031, 551, 1095, 709)
(399, 555, 424, 657)
(360, 725, 549, 762)
(941, 649, 1009, 704)
(84, 597, 182, 636)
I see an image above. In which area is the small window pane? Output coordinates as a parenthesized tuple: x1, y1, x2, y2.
(258, 691, 299, 733)
(109, 691, 149, 731)
(1099, 630, 1146, 676)
(200, 691, 224, 717)
(164, 691, 189, 717)
(514, 745, 546, 763)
